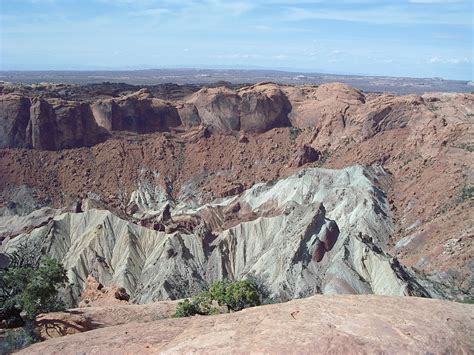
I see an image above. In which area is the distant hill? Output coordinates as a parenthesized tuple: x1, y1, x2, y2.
(0, 68, 471, 94)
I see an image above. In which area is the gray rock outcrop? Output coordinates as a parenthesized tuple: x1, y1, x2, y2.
(3, 166, 432, 305)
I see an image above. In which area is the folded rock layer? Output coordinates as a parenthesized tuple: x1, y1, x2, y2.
(4, 166, 431, 305)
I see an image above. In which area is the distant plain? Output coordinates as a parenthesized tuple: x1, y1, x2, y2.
(1, 69, 472, 94)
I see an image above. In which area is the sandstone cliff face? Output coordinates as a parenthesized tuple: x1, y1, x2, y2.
(283, 82, 365, 130)
(186, 83, 292, 133)
(91, 90, 181, 133)
(1, 89, 181, 150)
(90, 99, 116, 131)
(0, 95, 107, 150)
(187, 86, 241, 132)
(238, 83, 291, 132)
(3, 82, 466, 151)
(175, 102, 201, 127)
(28, 97, 59, 150)
(0, 95, 31, 148)
(3, 166, 432, 305)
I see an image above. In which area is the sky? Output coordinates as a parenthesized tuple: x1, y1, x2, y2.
(0, 0, 472, 80)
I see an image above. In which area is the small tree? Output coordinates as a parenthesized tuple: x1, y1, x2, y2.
(174, 279, 261, 317)
(174, 299, 199, 318)
(0, 243, 68, 328)
(174, 292, 219, 317)
(209, 279, 260, 312)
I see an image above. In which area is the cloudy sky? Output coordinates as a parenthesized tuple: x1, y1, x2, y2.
(0, 0, 472, 80)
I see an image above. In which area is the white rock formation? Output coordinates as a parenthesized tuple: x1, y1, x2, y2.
(3, 165, 432, 305)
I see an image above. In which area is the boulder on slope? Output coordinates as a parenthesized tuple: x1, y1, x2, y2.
(78, 275, 130, 308)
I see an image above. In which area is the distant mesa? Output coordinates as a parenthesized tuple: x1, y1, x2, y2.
(0, 81, 433, 150)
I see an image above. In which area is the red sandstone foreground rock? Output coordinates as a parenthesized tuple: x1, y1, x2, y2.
(36, 300, 178, 340)
(22, 295, 474, 354)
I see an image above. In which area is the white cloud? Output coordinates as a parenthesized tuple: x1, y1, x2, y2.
(281, 3, 470, 25)
(428, 56, 470, 64)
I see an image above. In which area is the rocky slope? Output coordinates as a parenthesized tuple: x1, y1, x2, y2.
(36, 300, 179, 340)
(3, 166, 433, 305)
(1, 81, 473, 303)
(20, 295, 474, 354)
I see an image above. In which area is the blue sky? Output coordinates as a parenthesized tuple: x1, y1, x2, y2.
(0, 0, 472, 80)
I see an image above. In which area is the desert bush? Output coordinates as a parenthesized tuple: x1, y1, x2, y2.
(209, 279, 260, 312)
(454, 143, 474, 152)
(289, 127, 302, 142)
(174, 279, 261, 317)
(174, 299, 199, 318)
(456, 297, 474, 304)
(317, 150, 331, 165)
(0, 327, 38, 354)
(192, 291, 220, 315)
(174, 292, 220, 318)
(0, 243, 68, 327)
(460, 185, 474, 202)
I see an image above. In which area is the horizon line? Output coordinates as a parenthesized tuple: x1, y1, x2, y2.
(0, 67, 471, 82)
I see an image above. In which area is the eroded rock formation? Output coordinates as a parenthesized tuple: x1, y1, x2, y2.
(1, 81, 472, 303)
(3, 166, 432, 305)
(91, 89, 180, 133)
(0, 94, 107, 150)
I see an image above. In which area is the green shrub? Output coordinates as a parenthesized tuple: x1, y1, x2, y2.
(454, 143, 474, 152)
(192, 291, 219, 315)
(289, 127, 302, 142)
(209, 279, 260, 312)
(0, 244, 67, 352)
(174, 279, 262, 317)
(0, 244, 68, 327)
(174, 299, 199, 318)
(0, 327, 37, 354)
(317, 150, 331, 165)
(460, 185, 474, 202)
(174, 292, 220, 318)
